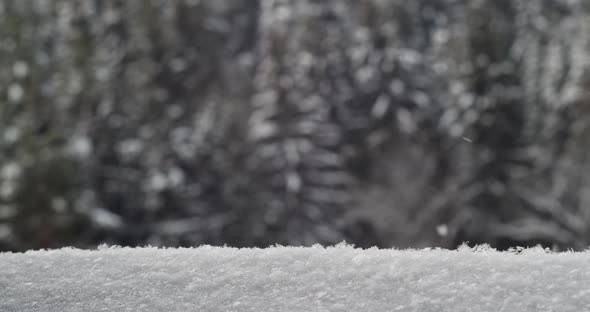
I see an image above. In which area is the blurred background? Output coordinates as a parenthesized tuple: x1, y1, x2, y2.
(1, 0, 590, 252)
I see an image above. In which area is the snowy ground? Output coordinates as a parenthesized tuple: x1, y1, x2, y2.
(1, 244, 589, 311)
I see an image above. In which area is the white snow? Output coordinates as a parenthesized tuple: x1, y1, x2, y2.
(1, 244, 589, 311)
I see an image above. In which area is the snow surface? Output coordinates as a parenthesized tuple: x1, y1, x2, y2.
(1, 244, 589, 311)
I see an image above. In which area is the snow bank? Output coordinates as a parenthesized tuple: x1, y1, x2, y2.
(1, 245, 589, 311)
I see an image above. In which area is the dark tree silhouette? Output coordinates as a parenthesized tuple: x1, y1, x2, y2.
(1, 0, 590, 251)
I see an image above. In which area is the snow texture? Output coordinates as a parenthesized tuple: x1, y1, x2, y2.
(1, 244, 589, 311)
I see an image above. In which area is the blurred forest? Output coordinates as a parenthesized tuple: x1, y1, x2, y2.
(1, 0, 590, 252)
